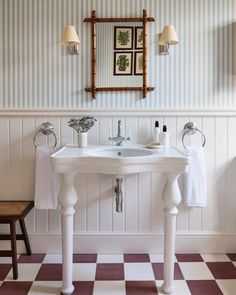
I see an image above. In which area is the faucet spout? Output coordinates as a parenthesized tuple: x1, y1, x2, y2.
(108, 120, 130, 146)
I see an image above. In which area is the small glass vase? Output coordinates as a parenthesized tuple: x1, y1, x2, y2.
(77, 132, 87, 148)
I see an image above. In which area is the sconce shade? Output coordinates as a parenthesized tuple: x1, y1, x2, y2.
(159, 25, 179, 46)
(60, 25, 80, 45)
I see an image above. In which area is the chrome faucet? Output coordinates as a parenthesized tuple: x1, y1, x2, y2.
(109, 120, 130, 146)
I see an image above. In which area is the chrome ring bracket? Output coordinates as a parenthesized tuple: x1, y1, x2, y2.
(182, 122, 206, 148)
(33, 122, 57, 148)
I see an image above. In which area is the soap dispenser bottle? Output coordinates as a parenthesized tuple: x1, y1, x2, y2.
(152, 121, 160, 143)
(160, 125, 169, 147)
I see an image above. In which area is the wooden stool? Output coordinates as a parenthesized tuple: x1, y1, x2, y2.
(0, 201, 34, 279)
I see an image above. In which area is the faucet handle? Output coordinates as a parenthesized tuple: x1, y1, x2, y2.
(126, 129, 131, 142)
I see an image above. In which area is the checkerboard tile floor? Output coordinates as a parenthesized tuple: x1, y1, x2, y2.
(0, 253, 236, 294)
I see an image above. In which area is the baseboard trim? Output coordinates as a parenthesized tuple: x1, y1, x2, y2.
(6, 233, 236, 254)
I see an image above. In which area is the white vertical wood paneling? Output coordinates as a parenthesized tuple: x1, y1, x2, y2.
(34, 116, 48, 233)
(138, 173, 151, 231)
(176, 116, 190, 232)
(214, 117, 227, 232)
(1, 0, 236, 109)
(99, 174, 113, 232)
(86, 174, 100, 231)
(0, 113, 236, 237)
(9, 117, 23, 199)
(60, 116, 73, 146)
(99, 117, 112, 144)
(226, 117, 236, 231)
(0, 117, 10, 199)
(125, 117, 138, 144)
(125, 174, 138, 232)
(188, 117, 202, 232)
(74, 174, 87, 232)
(150, 172, 165, 232)
(137, 117, 151, 144)
(47, 116, 61, 233)
(202, 117, 215, 231)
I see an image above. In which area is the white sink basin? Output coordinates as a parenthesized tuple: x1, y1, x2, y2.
(87, 147, 154, 158)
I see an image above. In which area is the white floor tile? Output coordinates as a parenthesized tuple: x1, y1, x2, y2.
(97, 254, 124, 263)
(201, 254, 230, 262)
(0, 256, 19, 264)
(73, 263, 96, 281)
(217, 279, 236, 295)
(5, 264, 41, 281)
(93, 281, 125, 295)
(43, 254, 62, 264)
(28, 281, 62, 295)
(156, 280, 191, 295)
(124, 263, 155, 281)
(179, 262, 214, 280)
(149, 254, 177, 263)
(149, 254, 164, 263)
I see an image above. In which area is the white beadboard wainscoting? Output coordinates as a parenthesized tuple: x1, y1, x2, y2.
(0, 110, 236, 253)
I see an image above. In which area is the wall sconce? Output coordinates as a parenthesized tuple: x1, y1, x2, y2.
(60, 25, 80, 55)
(159, 25, 179, 55)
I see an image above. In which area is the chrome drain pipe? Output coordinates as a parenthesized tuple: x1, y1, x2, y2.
(115, 178, 123, 212)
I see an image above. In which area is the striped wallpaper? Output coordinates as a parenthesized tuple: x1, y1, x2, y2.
(0, 0, 236, 109)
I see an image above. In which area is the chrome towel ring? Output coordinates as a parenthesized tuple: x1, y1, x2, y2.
(182, 122, 206, 148)
(33, 122, 57, 148)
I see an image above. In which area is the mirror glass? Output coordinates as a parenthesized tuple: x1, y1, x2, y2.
(96, 22, 143, 87)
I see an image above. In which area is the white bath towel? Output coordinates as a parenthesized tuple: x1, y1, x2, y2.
(34, 146, 60, 209)
(184, 146, 207, 207)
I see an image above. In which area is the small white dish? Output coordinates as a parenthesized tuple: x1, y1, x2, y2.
(146, 143, 164, 150)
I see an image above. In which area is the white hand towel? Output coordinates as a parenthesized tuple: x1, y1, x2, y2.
(34, 146, 60, 209)
(184, 146, 207, 207)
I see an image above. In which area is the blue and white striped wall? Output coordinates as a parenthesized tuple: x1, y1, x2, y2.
(0, 0, 236, 109)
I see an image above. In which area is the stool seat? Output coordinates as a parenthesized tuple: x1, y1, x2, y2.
(0, 201, 33, 218)
(0, 201, 34, 280)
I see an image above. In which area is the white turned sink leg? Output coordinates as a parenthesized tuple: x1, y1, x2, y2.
(162, 173, 181, 294)
(59, 173, 78, 295)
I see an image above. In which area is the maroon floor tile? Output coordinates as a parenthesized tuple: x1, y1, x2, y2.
(0, 282, 32, 295)
(207, 262, 236, 279)
(72, 281, 94, 295)
(95, 263, 124, 280)
(124, 254, 150, 263)
(126, 281, 158, 295)
(152, 263, 184, 280)
(0, 264, 12, 280)
(18, 254, 45, 263)
(187, 280, 223, 295)
(73, 254, 97, 263)
(176, 254, 203, 262)
(227, 253, 236, 261)
(35, 264, 62, 281)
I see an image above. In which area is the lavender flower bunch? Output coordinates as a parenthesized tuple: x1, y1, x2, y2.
(68, 116, 97, 133)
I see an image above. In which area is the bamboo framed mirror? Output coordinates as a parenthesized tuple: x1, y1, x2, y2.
(84, 10, 155, 99)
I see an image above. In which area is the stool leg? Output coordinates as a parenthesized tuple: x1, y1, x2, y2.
(10, 220, 18, 280)
(19, 218, 31, 255)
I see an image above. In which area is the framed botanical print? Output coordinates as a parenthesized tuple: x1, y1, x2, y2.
(114, 52, 133, 75)
(114, 27, 133, 50)
(134, 51, 143, 75)
(135, 27, 143, 49)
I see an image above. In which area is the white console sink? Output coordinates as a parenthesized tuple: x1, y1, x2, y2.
(51, 144, 189, 295)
